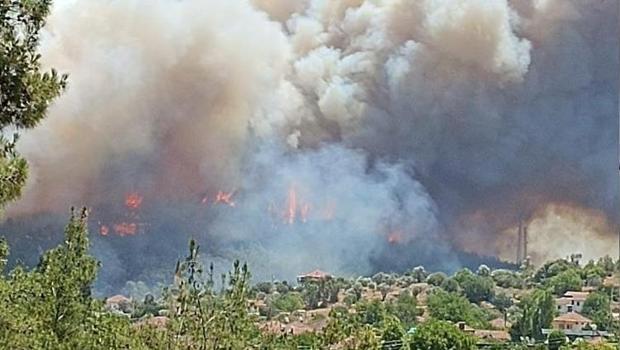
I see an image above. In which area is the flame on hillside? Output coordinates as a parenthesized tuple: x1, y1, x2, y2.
(97, 192, 145, 236)
(124, 192, 143, 210)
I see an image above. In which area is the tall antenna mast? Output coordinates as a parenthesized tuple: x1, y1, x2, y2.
(516, 217, 523, 264)
(523, 225, 528, 262)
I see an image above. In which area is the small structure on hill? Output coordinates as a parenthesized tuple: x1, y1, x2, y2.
(456, 322, 510, 342)
(297, 269, 332, 283)
(556, 291, 590, 314)
(552, 312, 592, 332)
(105, 294, 133, 314)
(544, 313, 611, 343)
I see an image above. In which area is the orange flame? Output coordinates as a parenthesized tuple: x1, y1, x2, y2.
(125, 192, 143, 210)
(113, 222, 138, 236)
(387, 230, 404, 244)
(283, 185, 315, 224)
(300, 203, 310, 223)
(287, 187, 297, 224)
(215, 190, 236, 207)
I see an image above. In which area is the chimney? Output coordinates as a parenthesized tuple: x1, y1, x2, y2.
(516, 218, 523, 264)
(523, 225, 528, 261)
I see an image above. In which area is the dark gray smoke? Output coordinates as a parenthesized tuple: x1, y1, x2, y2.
(1, 0, 618, 292)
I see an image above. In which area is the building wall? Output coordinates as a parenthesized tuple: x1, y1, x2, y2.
(556, 299, 584, 314)
(552, 320, 588, 332)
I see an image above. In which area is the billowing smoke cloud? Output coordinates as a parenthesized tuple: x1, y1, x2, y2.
(208, 142, 439, 280)
(2, 0, 618, 291)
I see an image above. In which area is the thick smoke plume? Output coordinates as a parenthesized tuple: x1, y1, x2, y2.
(2, 0, 618, 291)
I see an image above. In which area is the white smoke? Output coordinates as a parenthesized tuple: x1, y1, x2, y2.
(4, 0, 618, 285)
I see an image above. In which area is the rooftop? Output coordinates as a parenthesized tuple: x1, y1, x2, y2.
(297, 269, 333, 280)
(553, 312, 592, 324)
(563, 291, 590, 300)
(542, 328, 611, 337)
(474, 329, 510, 341)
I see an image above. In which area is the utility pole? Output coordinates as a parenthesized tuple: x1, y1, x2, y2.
(517, 217, 523, 265)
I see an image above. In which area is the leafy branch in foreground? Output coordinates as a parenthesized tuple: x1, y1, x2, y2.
(0, 0, 67, 210)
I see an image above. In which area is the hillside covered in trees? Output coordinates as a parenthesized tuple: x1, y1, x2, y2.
(1, 211, 619, 349)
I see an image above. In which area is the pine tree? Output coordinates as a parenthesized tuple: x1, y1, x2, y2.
(0, 0, 67, 209)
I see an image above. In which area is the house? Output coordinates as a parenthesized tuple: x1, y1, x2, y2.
(542, 328, 611, 342)
(105, 294, 133, 314)
(489, 317, 511, 330)
(474, 329, 511, 342)
(556, 291, 589, 314)
(456, 322, 475, 334)
(552, 312, 592, 332)
(297, 269, 333, 283)
(456, 322, 510, 342)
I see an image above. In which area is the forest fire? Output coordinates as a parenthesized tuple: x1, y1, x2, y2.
(214, 190, 236, 207)
(124, 192, 143, 210)
(97, 192, 145, 237)
(112, 223, 138, 236)
(283, 186, 314, 224)
(387, 230, 404, 245)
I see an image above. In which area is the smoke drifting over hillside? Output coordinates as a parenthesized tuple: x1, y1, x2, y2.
(3, 0, 618, 290)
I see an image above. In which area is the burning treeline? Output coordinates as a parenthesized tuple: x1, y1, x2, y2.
(2, 0, 618, 289)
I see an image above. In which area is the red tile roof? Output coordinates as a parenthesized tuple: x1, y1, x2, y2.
(554, 312, 592, 323)
(563, 291, 590, 301)
(297, 270, 332, 280)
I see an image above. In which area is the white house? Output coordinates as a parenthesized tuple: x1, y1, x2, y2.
(555, 291, 589, 314)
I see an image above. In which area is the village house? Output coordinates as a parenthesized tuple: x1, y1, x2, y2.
(544, 312, 611, 343)
(555, 291, 590, 314)
(105, 294, 133, 315)
(552, 312, 592, 332)
(297, 269, 333, 283)
(456, 322, 510, 342)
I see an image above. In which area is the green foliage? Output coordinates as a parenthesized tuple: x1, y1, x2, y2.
(0, 0, 67, 209)
(0, 238, 8, 272)
(426, 289, 488, 328)
(271, 292, 304, 312)
(411, 266, 428, 283)
(302, 282, 320, 310)
(596, 256, 615, 276)
(274, 281, 290, 294)
(492, 269, 525, 289)
(255, 281, 272, 294)
(386, 291, 419, 328)
(321, 306, 357, 345)
(458, 272, 495, 303)
(166, 240, 259, 349)
(379, 314, 405, 348)
(492, 292, 513, 312)
(0, 209, 135, 349)
(132, 294, 163, 319)
(534, 259, 576, 283)
(0, 210, 618, 349)
(511, 289, 555, 340)
(426, 272, 447, 287)
(477, 264, 491, 277)
(581, 291, 612, 330)
(407, 319, 477, 350)
(355, 299, 387, 326)
(548, 269, 582, 295)
(440, 277, 459, 293)
(547, 330, 566, 350)
(567, 342, 616, 350)
(341, 324, 382, 349)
